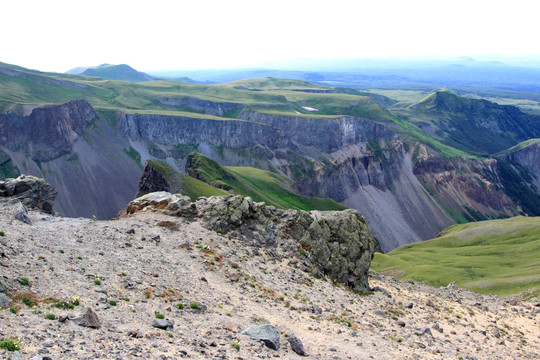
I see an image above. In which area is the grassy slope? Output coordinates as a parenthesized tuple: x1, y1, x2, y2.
(186, 153, 346, 211)
(146, 160, 229, 201)
(371, 216, 540, 296)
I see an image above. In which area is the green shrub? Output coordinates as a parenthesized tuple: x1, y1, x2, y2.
(155, 312, 165, 319)
(0, 338, 21, 351)
(19, 277, 29, 286)
(45, 313, 56, 320)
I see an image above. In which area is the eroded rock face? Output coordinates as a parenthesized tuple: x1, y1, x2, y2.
(0, 175, 57, 214)
(121, 193, 377, 293)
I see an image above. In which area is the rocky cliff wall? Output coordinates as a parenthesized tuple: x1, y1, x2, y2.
(502, 142, 540, 190)
(0, 100, 96, 161)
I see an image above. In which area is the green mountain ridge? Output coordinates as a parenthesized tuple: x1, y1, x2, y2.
(184, 153, 347, 211)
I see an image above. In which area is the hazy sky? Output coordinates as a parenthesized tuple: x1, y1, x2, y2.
(2, 0, 539, 73)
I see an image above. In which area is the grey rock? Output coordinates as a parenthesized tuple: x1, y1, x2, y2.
(288, 335, 307, 356)
(0, 278, 7, 293)
(152, 319, 174, 330)
(71, 307, 101, 328)
(397, 320, 406, 327)
(373, 310, 386, 318)
(433, 323, 443, 333)
(0, 293, 12, 308)
(11, 351, 22, 360)
(1, 175, 57, 214)
(13, 202, 31, 225)
(242, 324, 280, 350)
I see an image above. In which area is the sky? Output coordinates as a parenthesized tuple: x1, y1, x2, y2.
(2, 0, 539, 73)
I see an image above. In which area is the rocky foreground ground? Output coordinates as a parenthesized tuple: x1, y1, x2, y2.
(0, 199, 539, 359)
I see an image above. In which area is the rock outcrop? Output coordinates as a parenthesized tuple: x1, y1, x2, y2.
(0, 175, 57, 214)
(122, 192, 377, 293)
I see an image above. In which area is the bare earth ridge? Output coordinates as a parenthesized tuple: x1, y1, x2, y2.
(0, 202, 538, 359)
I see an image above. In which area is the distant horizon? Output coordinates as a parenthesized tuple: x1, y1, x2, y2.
(7, 53, 540, 76)
(3, 0, 540, 74)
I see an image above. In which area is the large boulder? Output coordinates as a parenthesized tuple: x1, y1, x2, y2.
(123, 193, 377, 293)
(0, 175, 57, 214)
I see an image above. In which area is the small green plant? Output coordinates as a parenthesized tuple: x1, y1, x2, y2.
(0, 338, 21, 351)
(123, 297, 130, 302)
(77, 255, 83, 260)
(231, 341, 240, 351)
(155, 312, 165, 319)
(109, 300, 117, 306)
(9, 307, 17, 314)
(189, 301, 200, 310)
(22, 296, 35, 307)
(58, 249, 64, 254)
(45, 313, 56, 320)
(0, 230, 5, 236)
(93, 278, 102, 286)
(176, 303, 185, 310)
(92, 215, 97, 221)
(19, 277, 29, 286)
(167, 332, 174, 338)
(121, 271, 127, 276)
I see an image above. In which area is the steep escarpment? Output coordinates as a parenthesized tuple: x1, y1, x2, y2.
(0, 101, 141, 219)
(0, 99, 96, 161)
(501, 140, 540, 190)
(121, 114, 291, 150)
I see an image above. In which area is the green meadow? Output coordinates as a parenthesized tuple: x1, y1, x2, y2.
(371, 216, 540, 296)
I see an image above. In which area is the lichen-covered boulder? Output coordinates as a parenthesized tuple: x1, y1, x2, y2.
(121, 193, 377, 293)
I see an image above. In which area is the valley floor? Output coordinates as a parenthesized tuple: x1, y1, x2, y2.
(0, 202, 538, 359)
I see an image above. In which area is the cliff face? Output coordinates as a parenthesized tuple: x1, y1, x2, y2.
(502, 142, 540, 190)
(0, 101, 141, 219)
(0, 100, 96, 161)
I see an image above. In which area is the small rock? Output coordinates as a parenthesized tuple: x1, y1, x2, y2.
(288, 335, 307, 356)
(433, 323, 443, 333)
(10, 351, 22, 360)
(14, 202, 31, 225)
(153, 319, 174, 330)
(71, 307, 101, 328)
(0, 293, 12, 308)
(397, 320, 406, 327)
(491, 328, 500, 338)
(126, 229, 135, 235)
(373, 310, 386, 318)
(0, 278, 7, 293)
(242, 324, 280, 350)
(406, 303, 414, 309)
(420, 327, 433, 337)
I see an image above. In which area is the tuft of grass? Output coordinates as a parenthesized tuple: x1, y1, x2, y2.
(45, 313, 56, 320)
(18, 277, 29, 286)
(0, 230, 4, 236)
(155, 312, 165, 319)
(231, 341, 240, 351)
(93, 278, 102, 286)
(0, 338, 21, 351)
(372, 216, 540, 296)
(176, 302, 184, 310)
(189, 301, 200, 310)
(109, 299, 117, 306)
